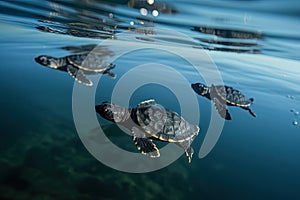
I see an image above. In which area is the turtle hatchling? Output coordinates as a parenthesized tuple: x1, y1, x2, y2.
(95, 99, 200, 163)
(191, 83, 256, 120)
(35, 53, 115, 86)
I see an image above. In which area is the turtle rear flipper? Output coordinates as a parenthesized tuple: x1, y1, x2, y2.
(67, 65, 92, 86)
(132, 127, 160, 158)
(243, 98, 256, 117)
(105, 71, 116, 78)
(175, 140, 194, 163)
(185, 147, 194, 163)
(244, 107, 256, 118)
(103, 64, 116, 79)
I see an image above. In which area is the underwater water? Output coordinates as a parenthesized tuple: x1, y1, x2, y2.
(0, 0, 300, 199)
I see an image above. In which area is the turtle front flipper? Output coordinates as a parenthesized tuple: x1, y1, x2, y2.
(212, 97, 231, 120)
(175, 140, 194, 163)
(67, 65, 92, 86)
(210, 85, 231, 120)
(132, 127, 160, 158)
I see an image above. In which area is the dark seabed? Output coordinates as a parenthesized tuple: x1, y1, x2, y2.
(0, 0, 300, 199)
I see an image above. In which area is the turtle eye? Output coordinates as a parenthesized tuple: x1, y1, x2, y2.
(35, 56, 50, 66)
(204, 88, 209, 93)
(40, 56, 48, 64)
(201, 87, 208, 95)
(105, 104, 113, 113)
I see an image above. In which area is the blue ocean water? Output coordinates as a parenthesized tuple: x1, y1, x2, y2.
(0, 0, 300, 199)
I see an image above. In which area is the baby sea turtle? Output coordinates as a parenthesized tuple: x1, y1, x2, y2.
(95, 99, 200, 163)
(35, 53, 115, 86)
(191, 83, 256, 120)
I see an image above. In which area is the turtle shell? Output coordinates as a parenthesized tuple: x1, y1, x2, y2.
(67, 53, 113, 73)
(213, 85, 252, 107)
(136, 102, 199, 142)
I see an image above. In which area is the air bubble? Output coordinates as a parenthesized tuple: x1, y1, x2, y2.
(147, 0, 154, 5)
(152, 10, 159, 17)
(140, 8, 148, 16)
(292, 120, 298, 126)
(290, 109, 299, 116)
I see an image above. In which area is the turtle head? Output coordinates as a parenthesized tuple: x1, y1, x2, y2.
(191, 83, 209, 96)
(95, 101, 130, 123)
(35, 55, 60, 69)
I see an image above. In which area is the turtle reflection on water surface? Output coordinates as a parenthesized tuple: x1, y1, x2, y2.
(96, 99, 200, 163)
(35, 53, 115, 86)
